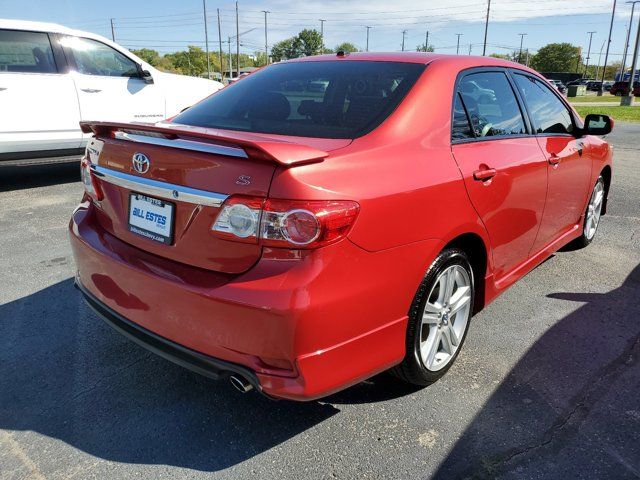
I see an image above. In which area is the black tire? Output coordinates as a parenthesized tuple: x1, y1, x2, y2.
(570, 175, 605, 249)
(391, 248, 474, 386)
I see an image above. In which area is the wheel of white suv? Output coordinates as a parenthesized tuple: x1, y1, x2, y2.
(572, 176, 605, 249)
(392, 248, 474, 385)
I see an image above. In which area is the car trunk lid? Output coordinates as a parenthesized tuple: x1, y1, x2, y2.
(82, 121, 348, 274)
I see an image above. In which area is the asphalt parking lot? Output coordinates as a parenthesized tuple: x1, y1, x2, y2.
(1, 125, 639, 480)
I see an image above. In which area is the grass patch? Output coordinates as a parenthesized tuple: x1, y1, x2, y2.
(573, 105, 640, 123)
(569, 95, 622, 103)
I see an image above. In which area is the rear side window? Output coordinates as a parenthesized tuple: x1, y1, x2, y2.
(513, 74, 574, 135)
(456, 72, 526, 138)
(0, 29, 57, 73)
(452, 93, 474, 141)
(61, 36, 138, 77)
(174, 61, 425, 139)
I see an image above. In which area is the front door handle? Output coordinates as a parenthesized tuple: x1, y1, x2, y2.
(81, 88, 102, 93)
(548, 154, 561, 166)
(473, 167, 497, 181)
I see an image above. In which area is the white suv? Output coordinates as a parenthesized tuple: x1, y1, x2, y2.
(0, 19, 223, 166)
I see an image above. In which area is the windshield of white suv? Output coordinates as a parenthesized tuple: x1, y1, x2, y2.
(173, 61, 425, 139)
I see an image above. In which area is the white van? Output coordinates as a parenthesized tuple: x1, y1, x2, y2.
(0, 19, 223, 166)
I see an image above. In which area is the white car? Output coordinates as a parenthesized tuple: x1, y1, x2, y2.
(0, 19, 223, 166)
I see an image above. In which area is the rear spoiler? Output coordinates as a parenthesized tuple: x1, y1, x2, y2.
(79, 121, 329, 167)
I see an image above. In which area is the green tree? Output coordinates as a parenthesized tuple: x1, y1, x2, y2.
(271, 29, 324, 61)
(530, 43, 581, 72)
(416, 43, 434, 52)
(335, 42, 359, 53)
(165, 46, 207, 76)
(131, 48, 160, 66)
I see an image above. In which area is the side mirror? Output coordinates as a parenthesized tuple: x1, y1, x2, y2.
(583, 113, 613, 136)
(139, 69, 154, 84)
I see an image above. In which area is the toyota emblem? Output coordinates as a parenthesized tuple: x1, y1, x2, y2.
(132, 152, 150, 174)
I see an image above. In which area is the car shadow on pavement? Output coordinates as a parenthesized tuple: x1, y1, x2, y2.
(0, 278, 338, 472)
(433, 263, 640, 479)
(0, 163, 79, 192)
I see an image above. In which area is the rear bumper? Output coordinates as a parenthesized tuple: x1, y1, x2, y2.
(70, 201, 442, 400)
(76, 279, 264, 393)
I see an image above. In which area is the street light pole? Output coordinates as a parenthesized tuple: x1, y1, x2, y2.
(585, 31, 596, 78)
(598, 0, 617, 96)
(319, 19, 326, 53)
(401, 30, 407, 51)
(217, 8, 224, 81)
(456, 33, 463, 55)
(482, 0, 491, 56)
(366, 26, 371, 52)
(110, 18, 115, 42)
(203, 0, 210, 79)
(622, 3, 640, 105)
(262, 10, 269, 65)
(622, 2, 640, 80)
(518, 33, 527, 63)
(235, 1, 240, 78)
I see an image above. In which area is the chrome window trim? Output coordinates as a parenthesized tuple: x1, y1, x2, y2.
(114, 131, 248, 159)
(90, 165, 228, 207)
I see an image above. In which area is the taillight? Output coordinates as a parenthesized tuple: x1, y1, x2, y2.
(212, 196, 359, 249)
(80, 157, 103, 201)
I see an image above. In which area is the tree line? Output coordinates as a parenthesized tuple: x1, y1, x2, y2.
(132, 32, 622, 81)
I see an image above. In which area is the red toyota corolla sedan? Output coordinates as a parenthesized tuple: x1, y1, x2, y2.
(70, 53, 613, 401)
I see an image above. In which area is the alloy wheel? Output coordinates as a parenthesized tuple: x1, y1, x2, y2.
(584, 179, 604, 241)
(420, 265, 472, 371)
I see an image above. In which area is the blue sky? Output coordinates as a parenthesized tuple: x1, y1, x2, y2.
(3, 0, 638, 65)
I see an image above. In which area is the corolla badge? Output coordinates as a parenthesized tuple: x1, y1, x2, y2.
(132, 152, 150, 174)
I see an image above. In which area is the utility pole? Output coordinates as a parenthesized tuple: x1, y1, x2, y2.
(595, 40, 606, 80)
(217, 8, 224, 81)
(319, 19, 326, 53)
(228, 37, 232, 79)
(598, 0, 617, 96)
(622, 2, 640, 80)
(425, 30, 429, 51)
(482, 0, 491, 56)
(235, 1, 240, 78)
(468, 44, 472, 55)
(262, 10, 269, 65)
(585, 31, 596, 78)
(622, 1, 640, 105)
(366, 26, 371, 52)
(518, 33, 527, 63)
(456, 33, 463, 54)
(110, 18, 115, 42)
(401, 30, 407, 51)
(203, 0, 210, 79)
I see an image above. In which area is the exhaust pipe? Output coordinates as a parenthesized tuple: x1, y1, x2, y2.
(229, 374, 254, 393)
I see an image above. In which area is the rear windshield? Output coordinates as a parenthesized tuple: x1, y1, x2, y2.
(173, 61, 425, 139)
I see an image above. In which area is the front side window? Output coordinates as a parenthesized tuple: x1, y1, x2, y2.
(456, 72, 527, 138)
(513, 74, 574, 135)
(0, 29, 57, 73)
(174, 61, 425, 139)
(62, 36, 138, 77)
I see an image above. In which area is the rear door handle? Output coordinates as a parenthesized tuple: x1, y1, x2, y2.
(81, 88, 101, 93)
(548, 154, 561, 166)
(473, 168, 497, 181)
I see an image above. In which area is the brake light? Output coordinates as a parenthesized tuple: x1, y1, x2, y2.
(80, 157, 103, 201)
(212, 197, 359, 249)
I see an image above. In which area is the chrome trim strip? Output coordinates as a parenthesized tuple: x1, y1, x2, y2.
(114, 131, 248, 158)
(91, 165, 228, 207)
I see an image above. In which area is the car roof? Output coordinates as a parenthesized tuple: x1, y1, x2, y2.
(0, 18, 108, 42)
(284, 52, 539, 74)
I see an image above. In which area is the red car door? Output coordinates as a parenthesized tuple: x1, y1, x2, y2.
(511, 73, 592, 252)
(451, 71, 548, 281)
